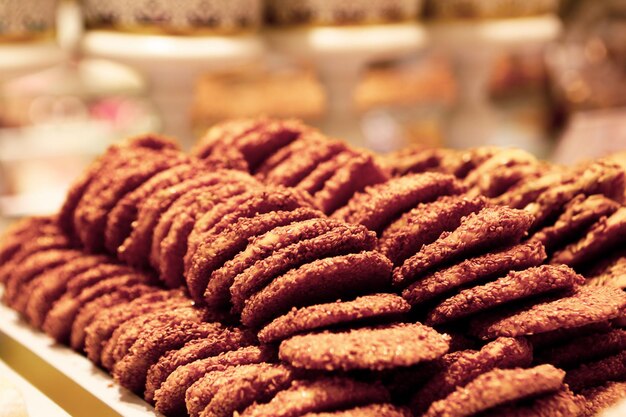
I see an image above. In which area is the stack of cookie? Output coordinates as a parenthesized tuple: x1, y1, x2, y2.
(193, 118, 389, 215)
(1, 117, 626, 417)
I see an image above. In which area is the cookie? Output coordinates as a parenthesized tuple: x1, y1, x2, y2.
(198, 217, 341, 306)
(112, 321, 227, 394)
(24, 255, 109, 328)
(333, 172, 464, 233)
(300, 404, 411, 417)
(143, 328, 254, 402)
(525, 160, 624, 231)
(69, 284, 156, 351)
(185, 363, 293, 417)
(551, 207, 626, 268)
(258, 293, 410, 343)
(479, 388, 582, 417)
(410, 337, 533, 414)
(536, 329, 626, 368)
(118, 170, 259, 267)
(183, 187, 310, 276)
(74, 149, 188, 252)
(190, 208, 323, 307)
(0, 216, 55, 266)
(101, 306, 208, 371)
(425, 265, 584, 325)
(238, 377, 390, 417)
(84, 290, 190, 365)
(580, 381, 626, 417)
(394, 206, 534, 288)
(4, 249, 82, 310)
(379, 195, 486, 265)
(0, 234, 70, 284)
(230, 222, 377, 312)
(296, 151, 358, 196)
(565, 351, 626, 392)
(470, 286, 626, 340)
(532, 194, 620, 253)
(313, 153, 389, 215)
(43, 273, 153, 343)
(423, 365, 565, 417)
(260, 135, 346, 186)
(403, 240, 546, 306)
(156, 183, 252, 287)
(240, 251, 392, 328)
(154, 346, 274, 416)
(279, 323, 449, 371)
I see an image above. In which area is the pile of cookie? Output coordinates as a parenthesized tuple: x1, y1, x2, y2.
(1, 117, 625, 417)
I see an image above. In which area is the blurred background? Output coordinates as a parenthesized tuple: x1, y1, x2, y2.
(0, 0, 625, 227)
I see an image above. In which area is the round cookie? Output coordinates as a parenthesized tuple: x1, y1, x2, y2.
(532, 194, 620, 253)
(279, 323, 450, 371)
(580, 381, 626, 417)
(104, 163, 197, 254)
(296, 151, 358, 196)
(479, 388, 581, 417)
(551, 207, 626, 268)
(193, 118, 266, 159)
(202, 217, 342, 307)
(379, 195, 486, 265)
(238, 377, 390, 417)
(101, 306, 209, 371)
(189, 208, 323, 307)
(230, 222, 377, 312)
(24, 255, 109, 328)
(469, 286, 626, 340)
(156, 183, 253, 287)
(73, 148, 189, 252)
(185, 363, 294, 417)
(143, 328, 254, 402)
(0, 234, 70, 284)
(300, 404, 411, 417)
(112, 321, 227, 394)
(495, 168, 567, 209)
(258, 293, 410, 343)
(230, 119, 306, 172)
(410, 337, 533, 414)
(240, 251, 392, 328)
(536, 328, 626, 369)
(4, 249, 82, 310)
(69, 284, 156, 351)
(313, 153, 389, 215)
(333, 172, 465, 233)
(425, 265, 584, 325)
(565, 351, 626, 392)
(423, 365, 566, 417)
(402, 240, 546, 306)
(525, 160, 624, 231)
(84, 290, 190, 365)
(261, 137, 346, 186)
(43, 273, 153, 343)
(0, 216, 55, 266)
(183, 186, 311, 276)
(393, 206, 535, 288)
(119, 170, 259, 267)
(154, 346, 275, 416)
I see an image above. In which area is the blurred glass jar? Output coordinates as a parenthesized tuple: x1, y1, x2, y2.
(82, 0, 262, 35)
(265, 0, 422, 26)
(0, 59, 160, 218)
(0, 0, 58, 41)
(547, 0, 626, 112)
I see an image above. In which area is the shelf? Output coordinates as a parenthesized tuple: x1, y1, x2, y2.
(0, 298, 160, 417)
